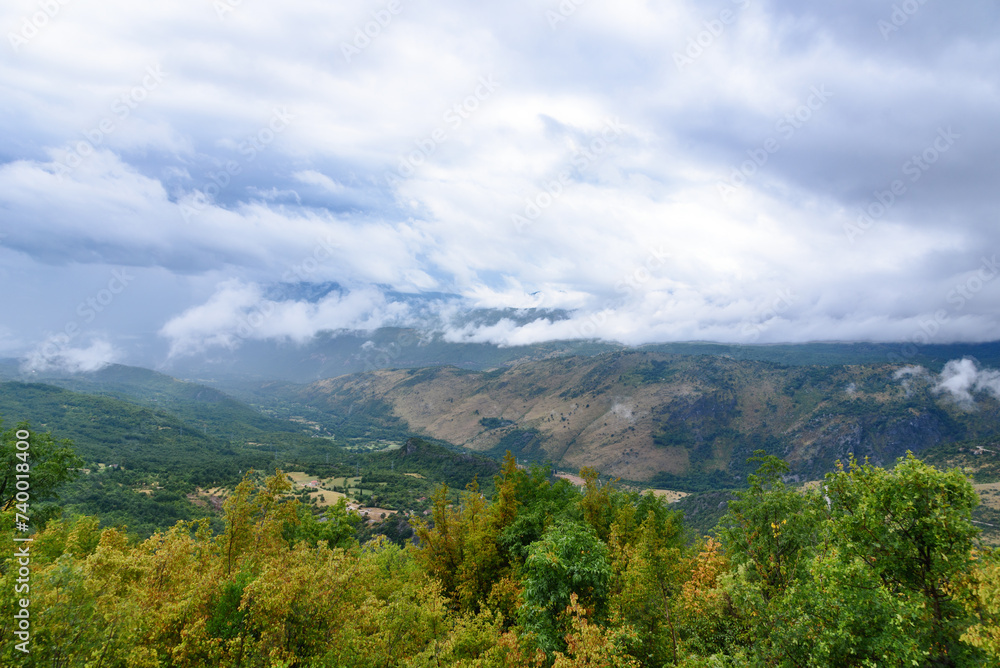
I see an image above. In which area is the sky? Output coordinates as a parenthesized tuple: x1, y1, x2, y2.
(1, 0, 999, 372)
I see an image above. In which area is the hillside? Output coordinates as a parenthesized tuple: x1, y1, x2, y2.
(1, 363, 308, 438)
(297, 351, 1000, 487)
(0, 381, 265, 481)
(0, 377, 502, 537)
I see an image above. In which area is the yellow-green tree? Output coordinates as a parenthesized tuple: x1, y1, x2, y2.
(960, 548, 1000, 660)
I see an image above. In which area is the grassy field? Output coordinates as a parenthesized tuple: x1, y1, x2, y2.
(974, 482, 1000, 509)
(286, 472, 385, 507)
(302, 489, 347, 507)
(643, 488, 691, 503)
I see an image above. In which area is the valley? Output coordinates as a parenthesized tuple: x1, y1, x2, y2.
(4, 343, 1000, 544)
(293, 351, 1000, 487)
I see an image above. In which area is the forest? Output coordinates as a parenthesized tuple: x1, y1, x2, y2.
(3, 417, 1000, 667)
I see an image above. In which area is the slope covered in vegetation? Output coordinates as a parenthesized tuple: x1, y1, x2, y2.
(3, 431, 1000, 666)
(299, 352, 1000, 487)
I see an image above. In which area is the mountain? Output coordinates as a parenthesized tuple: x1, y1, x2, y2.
(148, 331, 1000, 386)
(10, 321, 1000, 385)
(293, 351, 1000, 488)
(640, 340, 1000, 369)
(148, 333, 1000, 384)
(2, 363, 303, 439)
(5, 348, 1000, 540)
(7, 337, 1000, 491)
(0, 380, 266, 482)
(157, 327, 623, 384)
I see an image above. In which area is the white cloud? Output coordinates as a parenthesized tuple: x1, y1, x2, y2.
(22, 338, 119, 374)
(891, 359, 1000, 408)
(159, 280, 414, 358)
(894, 364, 928, 396)
(1, 0, 999, 361)
(294, 170, 345, 193)
(932, 358, 1000, 408)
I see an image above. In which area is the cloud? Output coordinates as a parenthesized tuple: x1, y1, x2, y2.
(158, 280, 415, 358)
(294, 170, 345, 194)
(893, 359, 1000, 408)
(2, 0, 1000, 362)
(893, 364, 928, 395)
(610, 400, 636, 423)
(21, 338, 119, 374)
(932, 358, 1000, 408)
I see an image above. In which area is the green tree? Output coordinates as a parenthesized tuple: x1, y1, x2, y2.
(959, 547, 1000, 661)
(520, 521, 612, 653)
(289, 497, 360, 549)
(412, 483, 464, 598)
(0, 420, 82, 519)
(719, 452, 823, 602)
(579, 466, 617, 541)
(825, 453, 982, 664)
(764, 548, 927, 666)
(552, 594, 640, 668)
(609, 514, 685, 666)
(218, 470, 298, 576)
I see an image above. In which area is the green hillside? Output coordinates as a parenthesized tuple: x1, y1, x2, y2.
(295, 351, 1000, 488)
(5, 364, 302, 439)
(0, 379, 498, 538)
(0, 381, 264, 480)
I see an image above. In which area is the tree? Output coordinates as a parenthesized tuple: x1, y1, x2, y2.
(959, 548, 1000, 660)
(0, 420, 82, 519)
(218, 470, 298, 576)
(412, 483, 464, 598)
(520, 521, 612, 653)
(289, 497, 360, 549)
(719, 452, 823, 601)
(579, 466, 616, 541)
(607, 494, 687, 667)
(552, 594, 640, 668)
(764, 547, 927, 666)
(825, 453, 981, 664)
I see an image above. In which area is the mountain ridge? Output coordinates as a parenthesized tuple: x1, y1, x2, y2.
(294, 351, 1000, 486)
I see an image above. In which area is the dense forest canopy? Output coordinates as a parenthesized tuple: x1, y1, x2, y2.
(3, 414, 999, 667)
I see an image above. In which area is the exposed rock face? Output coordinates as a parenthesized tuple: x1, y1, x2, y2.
(300, 352, 1000, 483)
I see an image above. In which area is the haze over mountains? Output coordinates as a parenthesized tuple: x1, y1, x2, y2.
(4, 3, 1000, 662)
(7, 334, 1000, 490)
(3, 0, 999, 504)
(7, 331, 1000, 547)
(298, 351, 1000, 483)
